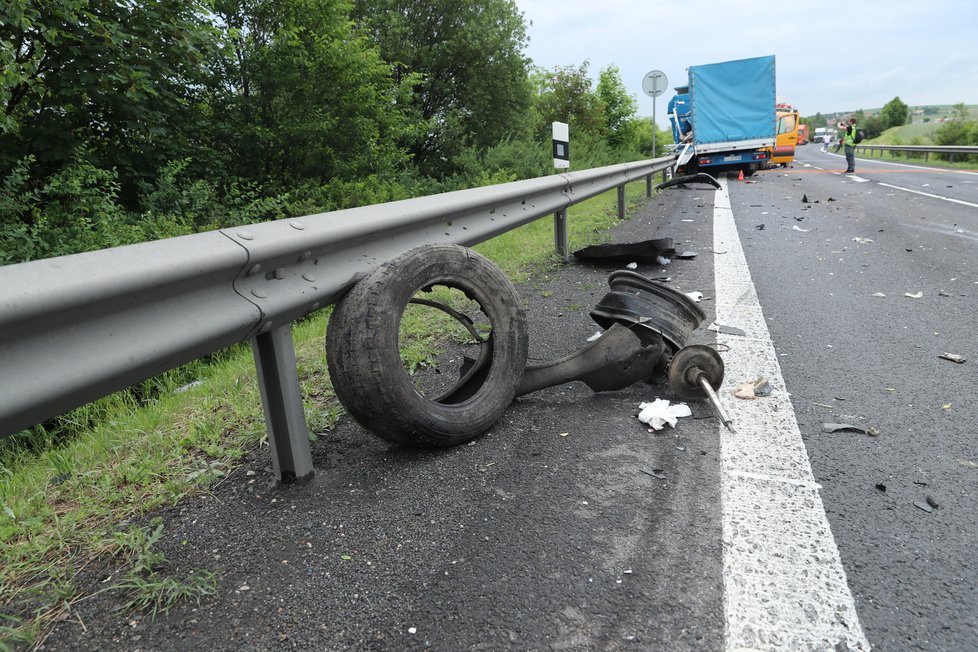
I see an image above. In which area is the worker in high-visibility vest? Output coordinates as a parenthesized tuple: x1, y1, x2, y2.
(838, 117, 857, 174)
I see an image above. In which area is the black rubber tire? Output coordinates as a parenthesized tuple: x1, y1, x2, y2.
(325, 244, 528, 446)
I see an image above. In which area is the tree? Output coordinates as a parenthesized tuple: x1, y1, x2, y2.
(1, 0, 218, 205)
(207, 0, 410, 186)
(350, 0, 532, 178)
(950, 102, 970, 122)
(879, 96, 909, 130)
(596, 65, 637, 147)
(934, 104, 973, 148)
(531, 62, 604, 138)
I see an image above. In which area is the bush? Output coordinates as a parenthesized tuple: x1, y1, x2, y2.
(0, 154, 140, 264)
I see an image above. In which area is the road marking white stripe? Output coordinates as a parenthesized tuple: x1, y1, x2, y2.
(714, 177, 871, 651)
(877, 182, 978, 208)
(799, 153, 978, 177)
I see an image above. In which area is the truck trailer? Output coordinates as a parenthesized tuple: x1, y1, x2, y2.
(668, 55, 777, 177)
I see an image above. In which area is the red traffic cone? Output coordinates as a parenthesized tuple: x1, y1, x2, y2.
(737, 169, 745, 181)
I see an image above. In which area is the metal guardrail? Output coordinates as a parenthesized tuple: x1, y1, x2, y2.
(0, 157, 675, 481)
(854, 143, 978, 162)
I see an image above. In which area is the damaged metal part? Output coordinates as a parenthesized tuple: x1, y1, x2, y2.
(514, 324, 666, 397)
(654, 172, 721, 191)
(439, 270, 710, 404)
(330, 244, 729, 445)
(668, 344, 734, 432)
(590, 270, 707, 352)
(443, 323, 666, 401)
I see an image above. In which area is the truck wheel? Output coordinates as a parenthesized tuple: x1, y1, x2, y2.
(325, 244, 528, 447)
(743, 165, 757, 177)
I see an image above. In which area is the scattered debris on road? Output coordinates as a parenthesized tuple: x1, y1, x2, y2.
(654, 172, 720, 190)
(821, 423, 881, 436)
(852, 237, 874, 244)
(913, 500, 933, 514)
(732, 377, 772, 400)
(732, 383, 755, 400)
(938, 352, 966, 364)
(640, 468, 668, 480)
(871, 292, 886, 298)
(573, 238, 676, 264)
(637, 399, 692, 431)
(905, 291, 923, 299)
(875, 483, 887, 492)
(708, 322, 746, 336)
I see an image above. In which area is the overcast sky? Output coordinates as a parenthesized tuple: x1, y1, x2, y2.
(515, 0, 978, 125)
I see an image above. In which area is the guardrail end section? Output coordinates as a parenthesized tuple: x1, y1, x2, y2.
(251, 324, 314, 483)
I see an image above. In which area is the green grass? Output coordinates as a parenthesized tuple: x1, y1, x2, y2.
(869, 123, 940, 145)
(0, 180, 654, 648)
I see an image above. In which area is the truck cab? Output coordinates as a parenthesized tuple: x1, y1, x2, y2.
(767, 103, 800, 166)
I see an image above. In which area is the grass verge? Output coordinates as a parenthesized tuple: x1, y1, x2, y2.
(0, 181, 653, 648)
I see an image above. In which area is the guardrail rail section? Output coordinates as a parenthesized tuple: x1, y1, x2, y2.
(853, 144, 978, 162)
(0, 158, 675, 482)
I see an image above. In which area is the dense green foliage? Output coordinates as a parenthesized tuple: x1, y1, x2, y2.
(1, 0, 665, 266)
(932, 103, 978, 162)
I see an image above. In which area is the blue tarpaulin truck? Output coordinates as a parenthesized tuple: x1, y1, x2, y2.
(668, 55, 777, 177)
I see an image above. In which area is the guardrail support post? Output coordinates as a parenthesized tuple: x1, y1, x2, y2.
(617, 186, 625, 220)
(646, 174, 652, 198)
(252, 324, 314, 483)
(554, 209, 569, 262)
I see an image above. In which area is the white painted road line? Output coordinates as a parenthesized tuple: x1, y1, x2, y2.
(713, 177, 871, 651)
(877, 182, 978, 208)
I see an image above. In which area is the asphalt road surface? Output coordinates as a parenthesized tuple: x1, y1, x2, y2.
(44, 149, 978, 651)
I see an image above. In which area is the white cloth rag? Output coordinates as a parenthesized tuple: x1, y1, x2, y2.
(637, 399, 692, 430)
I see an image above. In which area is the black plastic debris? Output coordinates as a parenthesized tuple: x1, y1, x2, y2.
(641, 469, 667, 479)
(926, 495, 939, 509)
(802, 194, 810, 203)
(754, 224, 765, 230)
(573, 238, 676, 264)
(875, 483, 887, 492)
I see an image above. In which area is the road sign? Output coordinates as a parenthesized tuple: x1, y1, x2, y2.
(642, 71, 668, 157)
(552, 121, 569, 169)
(642, 70, 668, 98)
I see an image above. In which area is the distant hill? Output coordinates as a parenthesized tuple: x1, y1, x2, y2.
(822, 104, 978, 124)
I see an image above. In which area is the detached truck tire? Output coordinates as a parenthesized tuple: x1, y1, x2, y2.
(325, 244, 528, 446)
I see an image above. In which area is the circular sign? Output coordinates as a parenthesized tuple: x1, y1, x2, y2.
(642, 70, 668, 98)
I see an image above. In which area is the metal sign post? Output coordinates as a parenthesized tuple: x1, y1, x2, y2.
(642, 70, 668, 157)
